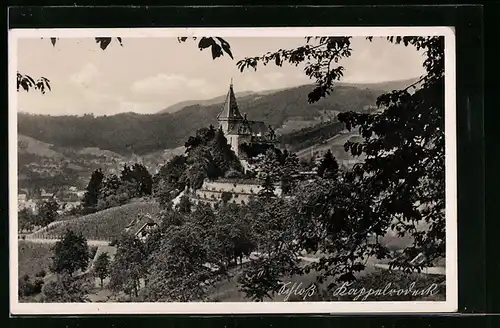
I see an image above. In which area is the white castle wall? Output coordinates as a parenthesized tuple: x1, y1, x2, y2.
(191, 180, 282, 206)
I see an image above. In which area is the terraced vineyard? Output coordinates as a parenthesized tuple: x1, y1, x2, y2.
(28, 200, 161, 241)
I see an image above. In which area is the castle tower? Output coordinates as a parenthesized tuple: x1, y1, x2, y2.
(217, 81, 248, 157)
(217, 80, 243, 134)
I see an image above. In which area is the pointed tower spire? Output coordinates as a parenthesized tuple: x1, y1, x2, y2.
(217, 80, 243, 121)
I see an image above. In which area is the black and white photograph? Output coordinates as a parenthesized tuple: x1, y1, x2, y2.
(9, 27, 457, 314)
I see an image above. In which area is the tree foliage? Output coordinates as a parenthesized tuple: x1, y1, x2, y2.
(178, 36, 234, 60)
(35, 198, 59, 227)
(93, 252, 110, 288)
(18, 274, 44, 298)
(109, 234, 148, 297)
(253, 148, 299, 194)
(41, 274, 92, 303)
(50, 230, 90, 276)
(316, 149, 339, 178)
(232, 35, 446, 298)
(180, 125, 243, 190)
(18, 208, 35, 232)
(17, 73, 51, 94)
(120, 163, 154, 196)
(82, 169, 104, 212)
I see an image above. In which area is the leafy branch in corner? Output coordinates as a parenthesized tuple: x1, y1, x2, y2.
(17, 73, 51, 94)
(236, 37, 352, 103)
(178, 37, 234, 60)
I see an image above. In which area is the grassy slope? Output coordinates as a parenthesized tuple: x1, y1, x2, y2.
(18, 241, 53, 279)
(32, 200, 161, 241)
(18, 134, 64, 159)
(294, 129, 363, 161)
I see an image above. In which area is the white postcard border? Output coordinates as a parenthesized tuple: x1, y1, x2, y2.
(9, 26, 457, 315)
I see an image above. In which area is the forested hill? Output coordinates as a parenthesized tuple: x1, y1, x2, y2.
(18, 79, 417, 156)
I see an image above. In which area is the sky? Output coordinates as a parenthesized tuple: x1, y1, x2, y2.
(16, 36, 426, 116)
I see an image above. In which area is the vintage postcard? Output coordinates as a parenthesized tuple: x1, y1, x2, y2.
(9, 26, 457, 314)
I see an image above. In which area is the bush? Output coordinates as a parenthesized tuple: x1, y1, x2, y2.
(41, 275, 91, 302)
(19, 278, 34, 297)
(35, 269, 47, 278)
(18, 276, 44, 297)
(33, 278, 45, 294)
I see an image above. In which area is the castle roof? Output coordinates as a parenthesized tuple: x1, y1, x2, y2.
(217, 82, 243, 121)
(227, 120, 269, 135)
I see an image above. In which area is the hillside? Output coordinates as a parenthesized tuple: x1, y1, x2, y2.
(28, 199, 161, 241)
(158, 90, 257, 114)
(158, 87, 293, 114)
(18, 134, 64, 159)
(294, 129, 366, 166)
(17, 78, 418, 156)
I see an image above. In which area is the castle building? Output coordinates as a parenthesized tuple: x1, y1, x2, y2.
(217, 81, 277, 162)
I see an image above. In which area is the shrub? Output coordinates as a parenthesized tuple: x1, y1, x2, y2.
(18, 276, 44, 297)
(41, 275, 91, 302)
(35, 269, 47, 278)
(19, 278, 34, 297)
(33, 278, 45, 294)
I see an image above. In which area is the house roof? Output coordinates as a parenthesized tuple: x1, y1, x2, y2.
(125, 213, 159, 236)
(217, 83, 243, 121)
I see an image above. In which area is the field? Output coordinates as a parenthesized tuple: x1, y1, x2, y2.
(18, 241, 53, 279)
(29, 200, 161, 241)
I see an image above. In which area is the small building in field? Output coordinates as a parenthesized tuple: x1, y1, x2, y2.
(124, 213, 160, 242)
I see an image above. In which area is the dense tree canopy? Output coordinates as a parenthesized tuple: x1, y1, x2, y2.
(35, 198, 59, 227)
(50, 230, 90, 276)
(233, 36, 446, 294)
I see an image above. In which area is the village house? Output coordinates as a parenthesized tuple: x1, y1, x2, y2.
(18, 194, 37, 213)
(124, 213, 160, 242)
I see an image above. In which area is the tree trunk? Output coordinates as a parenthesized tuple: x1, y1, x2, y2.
(100, 278, 103, 289)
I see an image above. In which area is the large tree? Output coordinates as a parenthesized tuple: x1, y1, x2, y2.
(120, 164, 154, 197)
(50, 230, 90, 276)
(35, 198, 59, 227)
(233, 36, 446, 298)
(109, 234, 148, 298)
(82, 169, 105, 212)
(93, 252, 110, 288)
